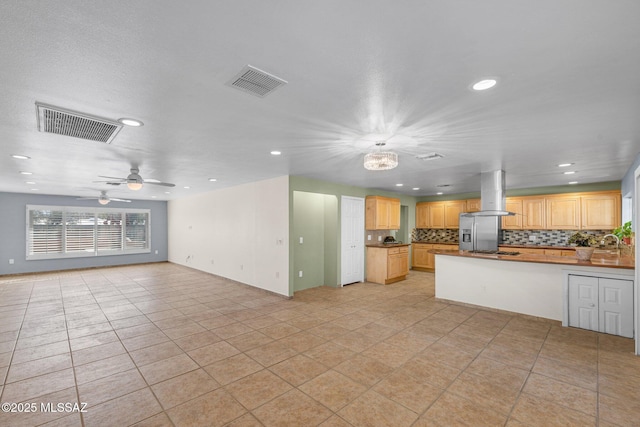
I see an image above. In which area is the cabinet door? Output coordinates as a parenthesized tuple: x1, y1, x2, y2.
(546, 196, 581, 229)
(581, 193, 621, 230)
(376, 199, 390, 229)
(416, 203, 429, 228)
(387, 253, 406, 279)
(522, 198, 545, 229)
(502, 198, 523, 229)
(599, 278, 633, 338)
(428, 203, 445, 229)
(444, 201, 466, 228)
(466, 199, 481, 212)
(411, 244, 432, 268)
(568, 275, 598, 332)
(388, 198, 401, 230)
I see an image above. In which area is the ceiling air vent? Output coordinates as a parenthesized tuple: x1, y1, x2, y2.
(226, 65, 288, 98)
(36, 103, 123, 144)
(416, 152, 444, 161)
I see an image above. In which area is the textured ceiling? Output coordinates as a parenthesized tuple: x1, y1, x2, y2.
(1, 0, 639, 201)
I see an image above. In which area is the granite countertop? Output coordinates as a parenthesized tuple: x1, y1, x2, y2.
(500, 244, 575, 250)
(366, 243, 411, 248)
(411, 241, 459, 245)
(431, 249, 634, 270)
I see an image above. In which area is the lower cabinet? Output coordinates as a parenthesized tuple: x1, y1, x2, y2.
(366, 246, 409, 285)
(568, 274, 633, 338)
(412, 243, 458, 272)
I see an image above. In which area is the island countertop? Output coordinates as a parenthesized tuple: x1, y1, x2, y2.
(431, 249, 634, 270)
(366, 243, 411, 248)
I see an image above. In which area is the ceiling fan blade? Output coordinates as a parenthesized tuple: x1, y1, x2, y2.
(110, 198, 131, 202)
(98, 175, 127, 180)
(144, 181, 176, 187)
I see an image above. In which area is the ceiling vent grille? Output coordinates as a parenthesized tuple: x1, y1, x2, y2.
(416, 152, 444, 161)
(36, 103, 122, 144)
(226, 65, 288, 98)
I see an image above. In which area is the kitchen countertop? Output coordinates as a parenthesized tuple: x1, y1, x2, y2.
(411, 241, 577, 250)
(411, 241, 458, 245)
(431, 249, 634, 269)
(366, 243, 410, 248)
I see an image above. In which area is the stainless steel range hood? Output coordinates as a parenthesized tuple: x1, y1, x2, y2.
(463, 170, 515, 217)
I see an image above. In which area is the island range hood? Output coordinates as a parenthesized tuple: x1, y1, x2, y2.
(464, 170, 515, 217)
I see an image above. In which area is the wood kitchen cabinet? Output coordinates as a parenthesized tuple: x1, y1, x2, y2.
(366, 245, 409, 284)
(416, 201, 465, 229)
(465, 199, 481, 212)
(502, 198, 523, 229)
(580, 191, 621, 230)
(522, 197, 546, 229)
(546, 194, 581, 230)
(444, 201, 466, 228)
(412, 243, 458, 272)
(365, 196, 401, 230)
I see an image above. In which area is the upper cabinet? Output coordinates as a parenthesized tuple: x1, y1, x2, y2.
(417, 191, 620, 231)
(415, 200, 466, 229)
(366, 196, 401, 230)
(465, 199, 481, 212)
(502, 198, 523, 229)
(580, 192, 621, 230)
(545, 194, 581, 229)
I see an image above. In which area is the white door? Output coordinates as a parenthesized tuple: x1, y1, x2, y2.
(568, 275, 598, 331)
(341, 196, 364, 286)
(599, 278, 634, 338)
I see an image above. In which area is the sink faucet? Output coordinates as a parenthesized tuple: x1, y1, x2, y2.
(601, 234, 620, 249)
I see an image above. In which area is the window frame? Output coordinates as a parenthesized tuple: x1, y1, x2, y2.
(26, 205, 151, 260)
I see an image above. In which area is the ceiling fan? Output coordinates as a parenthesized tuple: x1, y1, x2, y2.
(97, 167, 176, 190)
(77, 190, 131, 205)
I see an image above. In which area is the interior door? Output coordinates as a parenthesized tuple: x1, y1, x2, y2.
(341, 196, 364, 286)
(568, 275, 598, 331)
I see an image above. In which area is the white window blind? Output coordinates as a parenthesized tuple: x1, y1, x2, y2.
(26, 205, 150, 260)
(28, 209, 63, 255)
(97, 212, 123, 253)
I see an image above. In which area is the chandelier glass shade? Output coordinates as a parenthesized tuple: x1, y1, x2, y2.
(364, 151, 398, 171)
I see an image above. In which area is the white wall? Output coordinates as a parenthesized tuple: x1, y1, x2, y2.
(168, 176, 289, 296)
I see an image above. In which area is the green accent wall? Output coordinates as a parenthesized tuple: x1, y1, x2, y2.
(289, 176, 419, 295)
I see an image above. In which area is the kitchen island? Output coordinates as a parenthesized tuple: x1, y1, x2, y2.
(433, 249, 634, 321)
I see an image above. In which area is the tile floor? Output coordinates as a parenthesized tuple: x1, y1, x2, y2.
(0, 263, 639, 426)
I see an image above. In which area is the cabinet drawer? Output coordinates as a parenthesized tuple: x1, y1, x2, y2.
(399, 246, 409, 253)
(388, 248, 400, 255)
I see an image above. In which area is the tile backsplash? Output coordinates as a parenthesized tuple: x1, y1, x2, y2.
(413, 228, 618, 247)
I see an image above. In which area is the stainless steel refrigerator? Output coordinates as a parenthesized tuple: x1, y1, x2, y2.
(459, 214, 500, 251)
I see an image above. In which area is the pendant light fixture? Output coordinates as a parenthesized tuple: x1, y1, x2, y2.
(364, 142, 398, 171)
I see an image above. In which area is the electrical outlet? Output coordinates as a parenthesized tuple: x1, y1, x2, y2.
(367, 235, 371, 241)
(9, 259, 14, 265)
(529, 235, 537, 241)
(378, 236, 382, 241)
(298, 270, 303, 278)
(155, 250, 158, 255)
(299, 237, 304, 244)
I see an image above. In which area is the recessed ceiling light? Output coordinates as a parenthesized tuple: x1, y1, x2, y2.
(436, 192, 444, 195)
(563, 171, 576, 175)
(25, 181, 36, 185)
(472, 79, 497, 91)
(164, 191, 171, 194)
(208, 178, 217, 182)
(31, 188, 38, 191)
(568, 181, 578, 185)
(183, 186, 190, 189)
(11, 154, 30, 160)
(412, 187, 420, 191)
(151, 195, 157, 198)
(396, 183, 403, 187)
(118, 118, 144, 127)
(558, 163, 573, 167)
(20, 171, 32, 175)
(270, 151, 282, 156)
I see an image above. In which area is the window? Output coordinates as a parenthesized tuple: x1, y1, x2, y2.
(26, 205, 150, 260)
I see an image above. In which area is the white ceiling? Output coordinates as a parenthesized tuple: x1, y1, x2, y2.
(1, 1, 639, 201)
